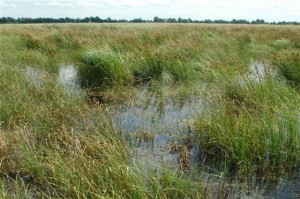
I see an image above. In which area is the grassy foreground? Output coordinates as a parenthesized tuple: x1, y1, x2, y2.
(0, 64, 201, 198)
(0, 23, 300, 198)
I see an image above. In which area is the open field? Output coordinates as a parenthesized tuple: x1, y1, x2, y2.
(0, 23, 300, 198)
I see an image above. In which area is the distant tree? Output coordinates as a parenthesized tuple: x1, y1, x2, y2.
(118, 19, 128, 22)
(6, 17, 15, 23)
(214, 19, 227, 23)
(0, 16, 298, 25)
(95, 16, 100, 22)
(65, 17, 72, 23)
(153, 16, 164, 22)
(230, 19, 249, 24)
(131, 18, 143, 23)
(204, 19, 212, 23)
(252, 19, 265, 24)
(178, 17, 188, 23)
(82, 17, 90, 23)
(166, 18, 176, 23)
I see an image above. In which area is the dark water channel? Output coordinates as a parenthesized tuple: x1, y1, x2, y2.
(24, 63, 300, 198)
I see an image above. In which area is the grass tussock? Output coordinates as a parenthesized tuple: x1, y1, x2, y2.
(274, 49, 300, 87)
(79, 49, 131, 87)
(132, 50, 165, 82)
(196, 78, 300, 177)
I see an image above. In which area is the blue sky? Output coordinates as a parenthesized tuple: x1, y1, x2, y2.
(0, 0, 299, 22)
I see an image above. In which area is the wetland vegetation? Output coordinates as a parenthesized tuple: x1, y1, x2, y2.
(0, 23, 299, 198)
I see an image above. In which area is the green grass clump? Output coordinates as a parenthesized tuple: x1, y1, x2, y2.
(132, 49, 198, 83)
(132, 51, 165, 82)
(236, 33, 252, 49)
(274, 49, 300, 87)
(148, 168, 202, 198)
(163, 47, 199, 83)
(21, 33, 41, 49)
(196, 78, 300, 177)
(166, 60, 192, 82)
(272, 39, 292, 50)
(46, 31, 80, 49)
(79, 49, 131, 87)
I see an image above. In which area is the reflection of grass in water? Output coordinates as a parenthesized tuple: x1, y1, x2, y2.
(134, 130, 154, 144)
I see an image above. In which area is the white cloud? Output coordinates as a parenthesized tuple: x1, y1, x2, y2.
(0, 0, 6, 7)
(35, 2, 42, 6)
(77, 0, 95, 6)
(48, 1, 63, 6)
(0, 1, 17, 8)
(10, 3, 17, 7)
(48, 1, 71, 7)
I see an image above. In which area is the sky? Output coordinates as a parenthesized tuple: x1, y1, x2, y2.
(0, 0, 299, 22)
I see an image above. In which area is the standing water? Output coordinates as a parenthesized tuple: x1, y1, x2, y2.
(108, 91, 203, 170)
(58, 64, 82, 97)
(25, 66, 43, 86)
(58, 64, 78, 88)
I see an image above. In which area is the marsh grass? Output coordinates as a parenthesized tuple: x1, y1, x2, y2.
(21, 34, 41, 49)
(132, 50, 165, 82)
(0, 63, 204, 198)
(196, 76, 300, 178)
(147, 168, 202, 198)
(164, 59, 197, 83)
(78, 49, 131, 87)
(274, 49, 300, 87)
(1, 23, 300, 198)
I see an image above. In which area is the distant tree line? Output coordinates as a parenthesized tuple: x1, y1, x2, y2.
(0, 16, 299, 25)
